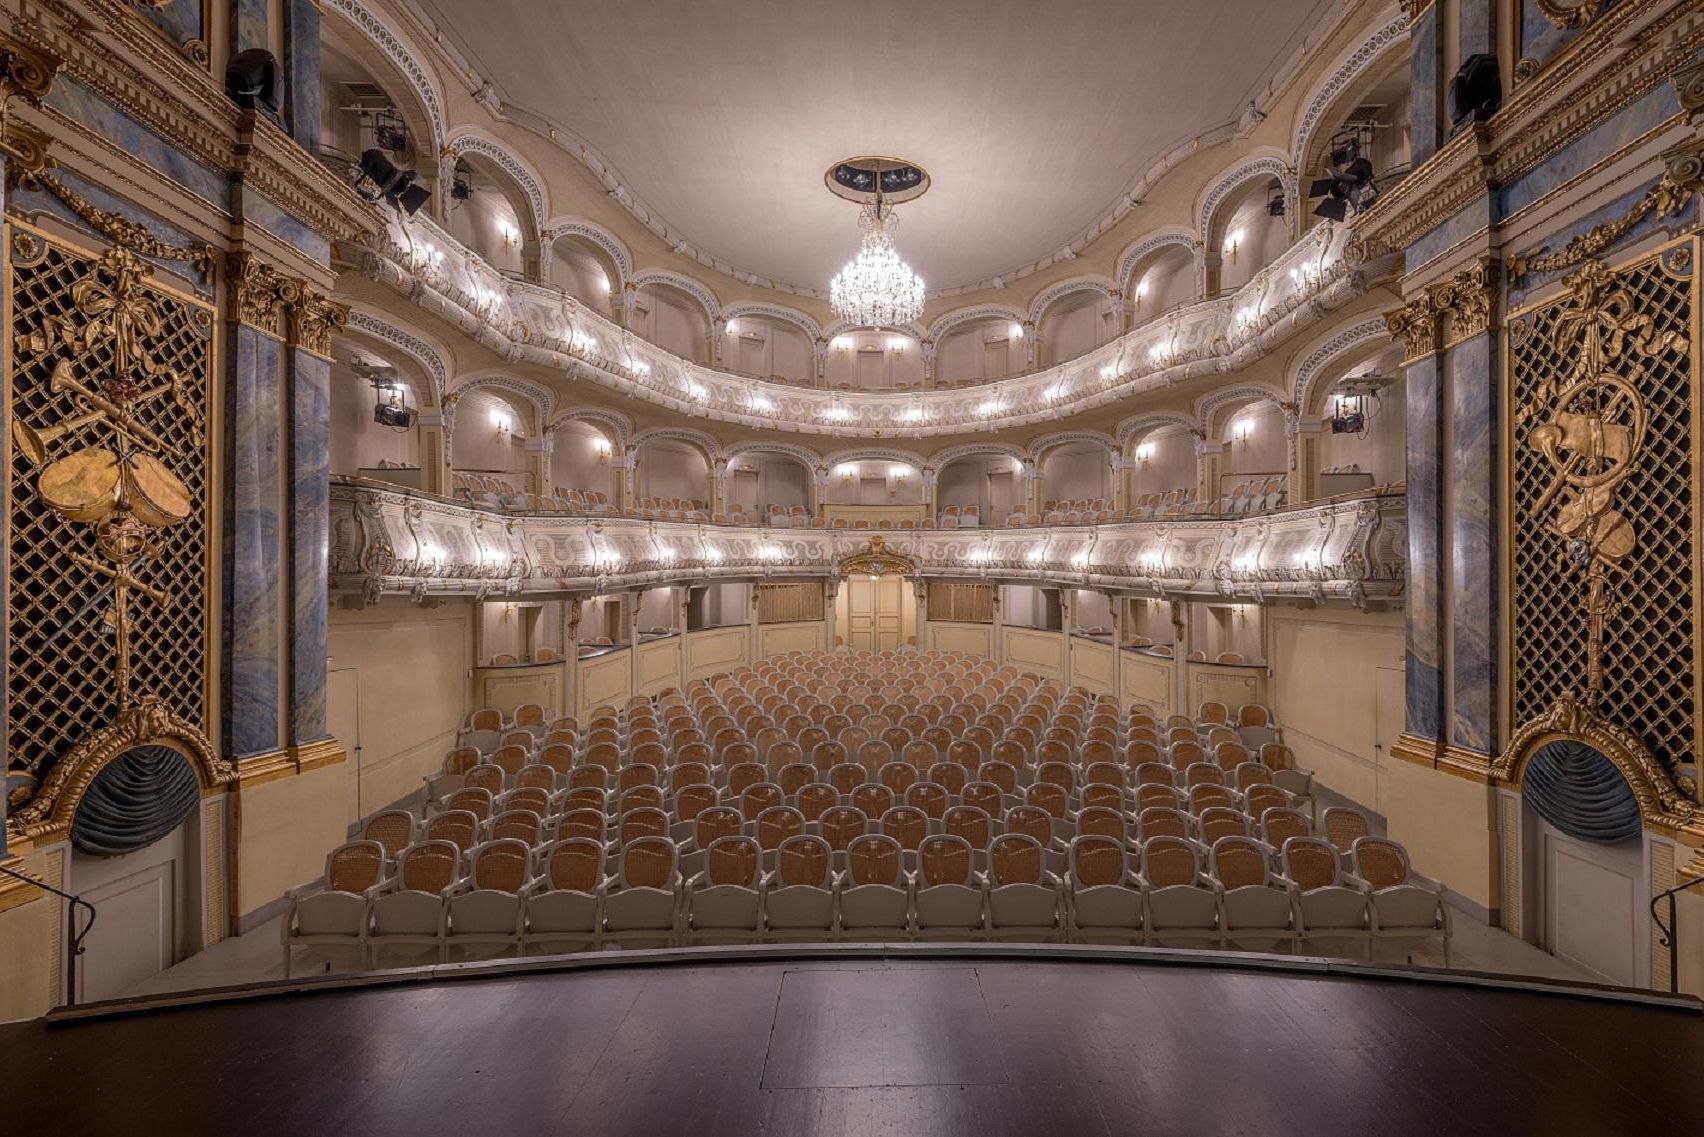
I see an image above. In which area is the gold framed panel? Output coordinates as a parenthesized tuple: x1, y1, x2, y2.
(1500, 232, 1701, 810)
(2, 216, 222, 841)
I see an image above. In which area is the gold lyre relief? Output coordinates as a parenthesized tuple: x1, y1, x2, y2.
(1523, 260, 1682, 705)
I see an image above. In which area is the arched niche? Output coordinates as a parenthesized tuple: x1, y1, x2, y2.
(823, 329, 925, 391)
(1036, 438, 1113, 508)
(451, 386, 534, 483)
(549, 233, 619, 316)
(1125, 422, 1197, 504)
(329, 333, 439, 491)
(317, 21, 438, 198)
(1203, 391, 1287, 508)
(725, 446, 816, 518)
(550, 418, 619, 500)
(723, 314, 815, 385)
(935, 449, 1025, 526)
(634, 435, 713, 506)
(1210, 176, 1290, 295)
(1307, 343, 1405, 502)
(632, 279, 713, 363)
(1035, 289, 1116, 369)
(823, 459, 924, 506)
(444, 153, 530, 277)
(932, 315, 1025, 386)
(1298, 54, 1413, 231)
(1129, 242, 1200, 322)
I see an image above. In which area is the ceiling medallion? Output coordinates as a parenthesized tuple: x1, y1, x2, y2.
(828, 157, 928, 329)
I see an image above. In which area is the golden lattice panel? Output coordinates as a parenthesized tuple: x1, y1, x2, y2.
(1508, 244, 1697, 773)
(5, 226, 213, 795)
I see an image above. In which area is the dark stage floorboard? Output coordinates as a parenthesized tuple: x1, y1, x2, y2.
(6, 957, 1704, 1136)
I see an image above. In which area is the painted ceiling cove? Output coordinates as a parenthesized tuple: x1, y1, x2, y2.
(411, 0, 1337, 295)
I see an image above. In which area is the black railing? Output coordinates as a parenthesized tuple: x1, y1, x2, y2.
(1651, 872, 1704, 994)
(0, 861, 96, 1007)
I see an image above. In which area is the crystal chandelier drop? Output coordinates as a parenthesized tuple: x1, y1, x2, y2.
(830, 200, 925, 328)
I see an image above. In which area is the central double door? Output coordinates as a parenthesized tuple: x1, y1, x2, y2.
(838, 574, 914, 652)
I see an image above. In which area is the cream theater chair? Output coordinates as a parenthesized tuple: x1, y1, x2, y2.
(1139, 835, 1217, 949)
(1283, 836, 1371, 959)
(1354, 837, 1451, 966)
(1211, 835, 1296, 953)
(1065, 834, 1142, 945)
(836, 833, 912, 941)
(683, 835, 764, 946)
(762, 834, 837, 942)
(913, 835, 986, 940)
(602, 836, 681, 948)
(523, 838, 610, 955)
(282, 840, 388, 977)
(986, 833, 1063, 943)
(368, 839, 461, 967)
(445, 838, 531, 960)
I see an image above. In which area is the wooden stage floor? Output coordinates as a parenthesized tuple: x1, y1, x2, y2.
(5, 954, 1704, 1136)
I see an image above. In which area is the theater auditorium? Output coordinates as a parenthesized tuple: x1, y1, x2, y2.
(4, 0, 1704, 1132)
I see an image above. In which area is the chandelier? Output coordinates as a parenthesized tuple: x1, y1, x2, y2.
(830, 200, 925, 328)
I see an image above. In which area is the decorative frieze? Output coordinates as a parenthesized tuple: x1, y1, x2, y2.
(1384, 293, 1439, 363)
(1429, 257, 1500, 346)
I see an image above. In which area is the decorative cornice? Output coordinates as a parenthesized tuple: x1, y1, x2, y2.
(1509, 141, 1704, 281)
(234, 739, 348, 790)
(1535, 0, 1602, 30)
(0, 26, 61, 114)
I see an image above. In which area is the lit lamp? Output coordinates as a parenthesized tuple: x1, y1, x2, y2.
(1009, 322, 1025, 340)
(838, 463, 856, 486)
(499, 221, 518, 254)
(1134, 278, 1149, 312)
(1232, 417, 1252, 445)
(593, 437, 612, 464)
(1135, 442, 1155, 464)
(1223, 228, 1243, 265)
(492, 408, 512, 439)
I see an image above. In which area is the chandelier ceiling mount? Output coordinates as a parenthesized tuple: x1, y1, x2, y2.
(827, 157, 929, 329)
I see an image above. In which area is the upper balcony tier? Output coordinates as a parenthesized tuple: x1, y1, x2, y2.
(332, 479, 1406, 609)
(341, 210, 1398, 439)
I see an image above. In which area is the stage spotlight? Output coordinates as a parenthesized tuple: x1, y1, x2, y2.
(225, 49, 283, 119)
(359, 149, 433, 216)
(1450, 53, 1502, 132)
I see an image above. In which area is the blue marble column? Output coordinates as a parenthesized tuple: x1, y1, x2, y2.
(231, 0, 267, 56)
(1448, 330, 1499, 754)
(286, 339, 331, 745)
(283, 0, 321, 154)
(1405, 351, 1446, 742)
(1410, 4, 1444, 166)
(223, 313, 285, 759)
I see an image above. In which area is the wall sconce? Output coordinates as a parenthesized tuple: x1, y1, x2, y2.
(888, 337, 907, 353)
(499, 222, 518, 254)
(597, 272, 611, 294)
(1135, 442, 1155, 464)
(890, 465, 910, 482)
(726, 320, 739, 336)
(492, 408, 512, 438)
(1009, 323, 1025, 340)
(1232, 417, 1252, 444)
(500, 601, 516, 623)
(1134, 278, 1149, 312)
(837, 463, 856, 485)
(593, 437, 612, 464)
(832, 335, 852, 353)
(1224, 228, 1243, 265)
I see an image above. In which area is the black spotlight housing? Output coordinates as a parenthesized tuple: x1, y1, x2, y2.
(359, 148, 433, 216)
(1266, 185, 1286, 217)
(374, 402, 417, 429)
(225, 49, 284, 119)
(1449, 53, 1502, 132)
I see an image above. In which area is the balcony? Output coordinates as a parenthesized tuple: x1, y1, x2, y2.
(332, 479, 1405, 609)
(340, 210, 1398, 438)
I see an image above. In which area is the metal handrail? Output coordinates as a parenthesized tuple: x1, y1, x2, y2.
(0, 860, 96, 1007)
(1651, 872, 1704, 994)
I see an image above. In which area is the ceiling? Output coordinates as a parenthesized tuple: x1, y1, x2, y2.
(413, 0, 1337, 295)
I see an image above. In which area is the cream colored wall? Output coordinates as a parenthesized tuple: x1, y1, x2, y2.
(1224, 400, 1286, 479)
(824, 330, 925, 389)
(453, 389, 530, 474)
(1129, 425, 1195, 497)
(926, 620, 995, 656)
(550, 420, 616, 495)
(1317, 374, 1406, 486)
(1038, 292, 1113, 367)
(1131, 247, 1197, 315)
(330, 358, 419, 475)
(936, 318, 1021, 384)
(636, 439, 709, 501)
(1041, 442, 1111, 502)
(446, 184, 523, 277)
(0, 844, 68, 1021)
(549, 240, 616, 314)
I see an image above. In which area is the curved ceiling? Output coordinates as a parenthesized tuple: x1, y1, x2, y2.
(411, 0, 1338, 295)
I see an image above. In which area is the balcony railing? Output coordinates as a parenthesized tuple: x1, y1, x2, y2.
(341, 209, 1398, 439)
(331, 479, 1406, 609)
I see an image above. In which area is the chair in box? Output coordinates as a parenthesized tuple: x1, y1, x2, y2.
(837, 834, 911, 941)
(282, 840, 386, 977)
(1066, 834, 1142, 944)
(524, 838, 610, 954)
(446, 838, 531, 959)
(986, 833, 1062, 942)
(602, 836, 682, 948)
(913, 835, 986, 940)
(369, 840, 461, 967)
(1283, 836, 1370, 959)
(683, 835, 764, 945)
(762, 834, 837, 942)
(1139, 835, 1217, 949)
(1354, 837, 1451, 965)
(1211, 835, 1296, 953)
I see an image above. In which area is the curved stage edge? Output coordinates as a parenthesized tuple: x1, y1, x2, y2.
(7, 945, 1704, 1137)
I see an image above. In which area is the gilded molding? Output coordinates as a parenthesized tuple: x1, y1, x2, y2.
(291, 289, 350, 358)
(1384, 293, 1439, 363)
(0, 27, 62, 115)
(25, 168, 217, 275)
(1510, 143, 1704, 281)
(7, 697, 235, 843)
(1535, 0, 1601, 30)
(1428, 257, 1500, 346)
(1389, 732, 1444, 767)
(838, 536, 918, 579)
(228, 251, 295, 337)
(1496, 697, 1697, 832)
(234, 739, 348, 789)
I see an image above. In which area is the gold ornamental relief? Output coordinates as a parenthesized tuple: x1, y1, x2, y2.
(1519, 260, 1682, 706)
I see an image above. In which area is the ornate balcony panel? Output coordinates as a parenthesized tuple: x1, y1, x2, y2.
(340, 212, 1398, 438)
(331, 480, 1405, 609)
